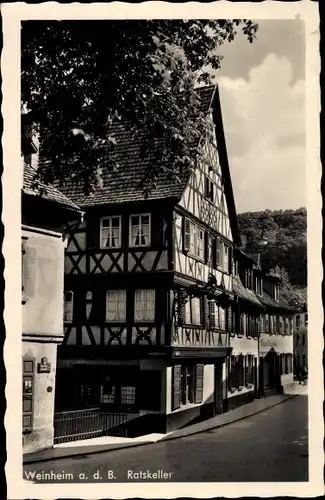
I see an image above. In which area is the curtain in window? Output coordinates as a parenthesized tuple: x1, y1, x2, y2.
(106, 290, 126, 321)
(130, 215, 150, 246)
(134, 290, 155, 321)
(219, 307, 225, 330)
(101, 217, 121, 248)
(192, 297, 201, 325)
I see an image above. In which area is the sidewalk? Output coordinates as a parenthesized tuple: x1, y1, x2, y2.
(23, 392, 298, 465)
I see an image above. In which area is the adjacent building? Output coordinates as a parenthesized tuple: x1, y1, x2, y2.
(21, 131, 81, 452)
(293, 304, 308, 373)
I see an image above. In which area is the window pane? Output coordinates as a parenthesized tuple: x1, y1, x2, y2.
(141, 215, 150, 226)
(101, 218, 111, 228)
(111, 217, 120, 227)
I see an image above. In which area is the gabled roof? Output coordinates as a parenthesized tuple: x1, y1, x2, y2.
(23, 162, 81, 212)
(55, 84, 241, 241)
(59, 86, 217, 208)
(258, 290, 294, 313)
(233, 275, 264, 308)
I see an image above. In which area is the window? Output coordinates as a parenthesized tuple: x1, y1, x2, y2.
(130, 214, 151, 247)
(100, 216, 121, 248)
(229, 355, 236, 389)
(265, 314, 270, 333)
(106, 290, 126, 322)
(236, 355, 244, 387)
(304, 313, 308, 326)
(64, 291, 74, 323)
(189, 222, 204, 259)
(296, 315, 301, 329)
(205, 176, 214, 202)
(296, 334, 300, 347)
(208, 301, 226, 330)
(302, 334, 306, 346)
(207, 235, 217, 269)
(276, 316, 280, 333)
(22, 358, 34, 433)
(217, 239, 231, 273)
(256, 276, 262, 295)
(245, 355, 254, 385)
(274, 284, 279, 301)
(134, 290, 155, 322)
(22, 240, 37, 303)
(185, 296, 202, 326)
(260, 315, 264, 333)
(172, 364, 204, 410)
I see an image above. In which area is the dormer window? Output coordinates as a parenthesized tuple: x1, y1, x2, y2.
(273, 283, 279, 301)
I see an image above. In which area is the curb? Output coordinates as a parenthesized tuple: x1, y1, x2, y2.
(160, 393, 298, 442)
(23, 394, 298, 465)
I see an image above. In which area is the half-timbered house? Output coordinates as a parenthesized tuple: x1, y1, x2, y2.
(54, 84, 244, 439)
(226, 250, 264, 410)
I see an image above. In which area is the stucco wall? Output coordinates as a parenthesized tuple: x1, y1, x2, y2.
(22, 228, 65, 336)
(22, 342, 57, 453)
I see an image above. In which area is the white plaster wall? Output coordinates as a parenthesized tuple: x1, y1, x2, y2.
(230, 335, 258, 356)
(22, 229, 65, 336)
(22, 342, 57, 453)
(166, 364, 215, 415)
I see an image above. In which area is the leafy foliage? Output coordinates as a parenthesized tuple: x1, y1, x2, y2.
(237, 208, 307, 307)
(21, 19, 258, 194)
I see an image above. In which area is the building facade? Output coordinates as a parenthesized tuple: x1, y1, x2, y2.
(293, 304, 308, 373)
(21, 134, 81, 453)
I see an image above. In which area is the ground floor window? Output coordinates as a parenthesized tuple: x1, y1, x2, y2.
(172, 363, 204, 410)
(55, 366, 141, 412)
(22, 358, 35, 433)
(245, 355, 254, 385)
(280, 353, 293, 375)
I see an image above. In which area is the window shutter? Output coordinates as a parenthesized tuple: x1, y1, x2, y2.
(216, 237, 221, 266)
(182, 218, 191, 253)
(227, 306, 232, 333)
(205, 177, 209, 198)
(195, 364, 204, 404)
(172, 365, 181, 411)
(22, 244, 37, 301)
(22, 358, 35, 432)
(228, 246, 233, 274)
(208, 300, 215, 328)
(204, 232, 210, 264)
(211, 237, 217, 269)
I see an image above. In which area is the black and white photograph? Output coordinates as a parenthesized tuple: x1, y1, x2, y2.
(2, 1, 322, 498)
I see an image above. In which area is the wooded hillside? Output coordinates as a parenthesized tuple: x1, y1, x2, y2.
(237, 208, 307, 307)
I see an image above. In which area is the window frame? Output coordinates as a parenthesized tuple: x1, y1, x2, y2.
(22, 357, 35, 433)
(129, 213, 151, 248)
(188, 221, 205, 261)
(100, 215, 122, 249)
(106, 290, 127, 322)
(64, 290, 74, 323)
(134, 289, 156, 322)
(185, 296, 203, 326)
(204, 175, 214, 203)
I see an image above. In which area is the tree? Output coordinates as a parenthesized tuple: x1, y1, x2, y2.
(21, 19, 258, 194)
(270, 266, 307, 309)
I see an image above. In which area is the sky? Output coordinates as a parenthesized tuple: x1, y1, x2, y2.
(212, 19, 305, 214)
